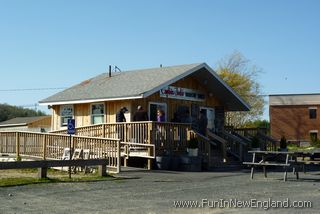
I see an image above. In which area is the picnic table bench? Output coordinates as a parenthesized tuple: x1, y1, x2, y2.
(243, 151, 293, 181)
(0, 159, 109, 178)
(289, 150, 320, 174)
(244, 150, 320, 181)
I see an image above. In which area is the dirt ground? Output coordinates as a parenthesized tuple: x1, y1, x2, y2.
(1, 168, 320, 214)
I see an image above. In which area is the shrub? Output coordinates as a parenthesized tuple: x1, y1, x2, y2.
(280, 136, 287, 149)
(251, 135, 260, 148)
(188, 137, 198, 149)
(311, 138, 320, 148)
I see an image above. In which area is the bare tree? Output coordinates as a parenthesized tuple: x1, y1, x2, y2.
(216, 51, 265, 128)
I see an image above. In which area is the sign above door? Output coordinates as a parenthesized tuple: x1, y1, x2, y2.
(160, 86, 205, 102)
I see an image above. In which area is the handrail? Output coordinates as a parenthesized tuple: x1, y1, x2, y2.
(0, 131, 122, 173)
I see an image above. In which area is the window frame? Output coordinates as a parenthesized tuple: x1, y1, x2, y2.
(310, 130, 318, 142)
(90, 103, 105, 125)
(60, 105, 74, 127)
(309, 107, 317, 119)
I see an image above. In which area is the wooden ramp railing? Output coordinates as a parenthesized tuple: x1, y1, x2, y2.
(51, 122, 191, 156)
(0, 131, 121, 173)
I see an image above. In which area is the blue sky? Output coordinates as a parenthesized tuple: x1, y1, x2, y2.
(0, 0, 319, 119)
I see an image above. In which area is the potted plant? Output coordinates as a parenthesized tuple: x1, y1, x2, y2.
(279, 136, 288, 151)
(251, 135, 260, 151)
(187, 137, 199, 157)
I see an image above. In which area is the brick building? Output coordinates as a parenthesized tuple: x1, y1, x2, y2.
(270, 94, 320, 143)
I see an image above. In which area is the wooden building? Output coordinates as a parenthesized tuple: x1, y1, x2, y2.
(39, 63, 249, 132)
(270, 94, 320, 142)
(0, 116, 51, 132)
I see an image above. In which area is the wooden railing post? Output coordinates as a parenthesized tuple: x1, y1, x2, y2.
(15, 132, 20, 159)
(116, 140, 121, 173)
(102, 124, 106, 138)
(42, 134, 47, 160)
(147, 122, 153, 170)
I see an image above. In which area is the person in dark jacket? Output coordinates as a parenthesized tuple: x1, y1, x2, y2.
(133, 106, 148, 121)
(116, 107, 128, 141)
(116, 107, 128, 122)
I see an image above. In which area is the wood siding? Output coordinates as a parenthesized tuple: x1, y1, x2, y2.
(28, 116, 51, 128)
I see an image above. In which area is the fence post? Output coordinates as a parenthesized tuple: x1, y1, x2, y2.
(116, 140, 121, 173)
(15, 132, 20, 159)
(147, 122, 154, 170)
(0, 133, 2, 153)
(42, 134, 47, 160)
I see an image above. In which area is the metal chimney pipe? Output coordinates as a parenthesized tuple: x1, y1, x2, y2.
(109, 65, 111, 77)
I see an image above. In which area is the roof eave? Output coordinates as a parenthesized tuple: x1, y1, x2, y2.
(39, 95, 144, 106)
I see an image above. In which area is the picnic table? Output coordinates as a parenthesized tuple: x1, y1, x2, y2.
(244, 150, 320, 182)
(243, 151, 294, 181)
(290, 150, 320, 174)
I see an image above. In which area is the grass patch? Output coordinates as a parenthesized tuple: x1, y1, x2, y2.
(287, 144, 316, 151)
(0, 168, 115, 187)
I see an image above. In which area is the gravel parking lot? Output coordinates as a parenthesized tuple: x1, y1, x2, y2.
(1, 168, 320, 214)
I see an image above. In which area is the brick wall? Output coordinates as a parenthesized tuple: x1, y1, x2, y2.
(270, 105, 320, 142)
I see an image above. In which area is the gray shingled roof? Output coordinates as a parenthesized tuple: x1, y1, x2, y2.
(39, 63, 250, 111)
(0, 116, 50, 126)
(40, 63, 202, 103)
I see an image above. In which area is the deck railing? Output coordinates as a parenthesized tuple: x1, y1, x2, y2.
(0, 131, 121, 173)
(51, 121, 191, 156)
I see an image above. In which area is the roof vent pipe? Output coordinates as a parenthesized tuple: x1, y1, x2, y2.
(109, 65, 111, 77)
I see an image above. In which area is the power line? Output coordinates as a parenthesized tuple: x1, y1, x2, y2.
(0, 87, 66, 92)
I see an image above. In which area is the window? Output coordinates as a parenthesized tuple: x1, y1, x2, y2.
(91, 103, 105, 124)
(310, 131, 318, 142)
(309, 108, 317, 119)
(60, 105, 73, 126)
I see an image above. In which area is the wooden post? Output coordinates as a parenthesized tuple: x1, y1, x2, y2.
(262, 155, 267, 178)
(42, 134, 47, 160)
(250, 152, 256, 179)
(283, 153, 289, 182)
(102, 124, 106, 138)
(222, 141, 227, 163)
(116, 140, 121, 173)
(15, 132, 20, 159)
(239, 144, 243, 162)
(124, 145, 128, 167)
(208, 144, 212, 169)
(38, 167, 47, 178)
(147, 123, 153, 170)
(98, 165, 107, 176)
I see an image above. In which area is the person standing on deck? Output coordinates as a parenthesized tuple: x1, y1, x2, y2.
(116, 107, 128, 141)
(116, 107, 128, 122)
(157, 109, 165, 122)
(133, 106, 148, 121)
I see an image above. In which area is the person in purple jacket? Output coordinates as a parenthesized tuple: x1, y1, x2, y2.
(157, 109, 165, 122)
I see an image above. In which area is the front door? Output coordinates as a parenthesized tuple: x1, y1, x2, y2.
(200, 107, 215, 131)
(149, 102, 167, 122)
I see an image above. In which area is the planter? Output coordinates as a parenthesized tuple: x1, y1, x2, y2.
(187, 148, 198, 157)
(170, 156, 181, 171)
(179, 156, 202, 172)
(155, 156, 171, 170)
